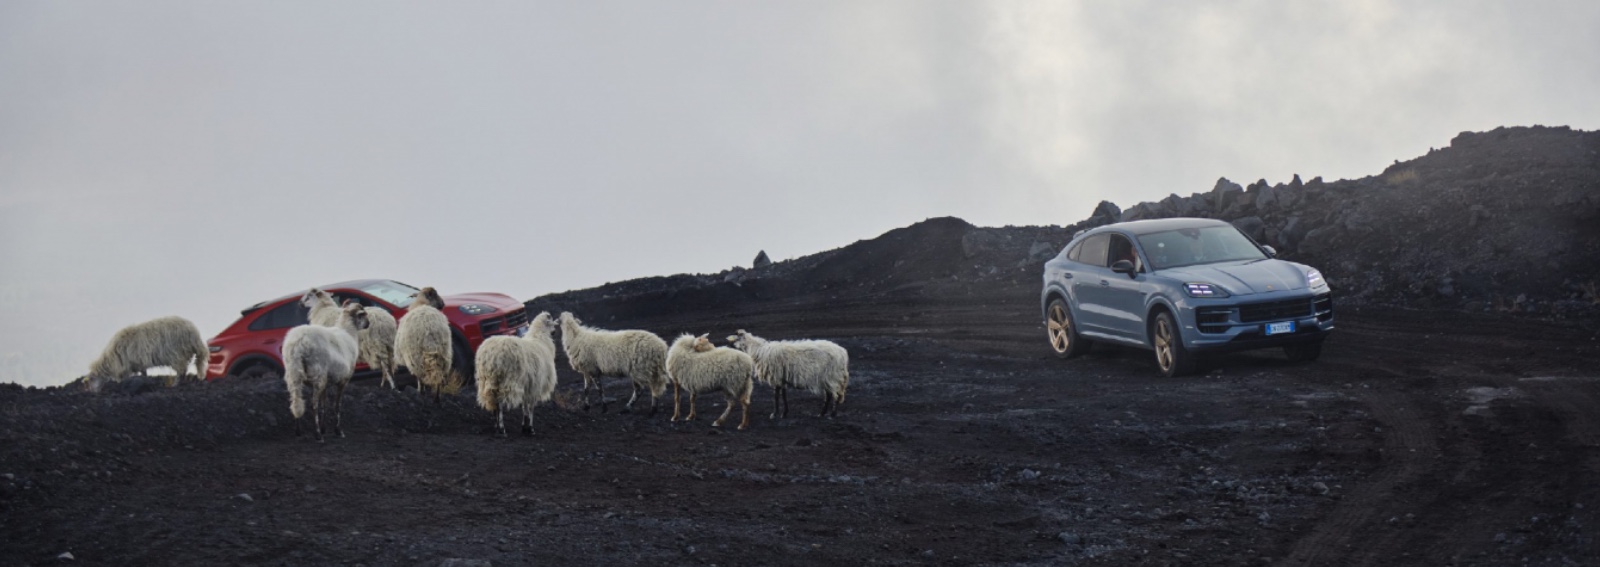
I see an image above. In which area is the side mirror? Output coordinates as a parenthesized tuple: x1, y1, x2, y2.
(1110, 260, 1137, 276)
(1261, 245, 1278, 258)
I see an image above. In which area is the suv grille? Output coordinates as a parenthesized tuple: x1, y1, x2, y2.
(1238, 297, 1313, 323)
(1196, 308, 1231, 334)
(504, 308, 529, 330)
(1313, 293, 1334, 322)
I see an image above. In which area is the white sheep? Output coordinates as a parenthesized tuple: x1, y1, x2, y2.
(394, 286, 453, 404)
(282, 304, 370, 441)
(307, 288, 401, 389)
(556, 312, 669, 415)
(302, 287, 340, 326)
(666, 334, 754, 430)
(86, 316, 209, 389)
(474, 311, 559, 437)
(727, 329, 850, 419)
(341, 299, 400, 390)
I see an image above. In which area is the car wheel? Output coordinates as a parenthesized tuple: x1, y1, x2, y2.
(1284, 340, 1323, 363)
(238, 361, 283, 380)
(1152, 311, 1196, 377)
(1046, 298, 1092, 359)
(452, 341, 474, 381)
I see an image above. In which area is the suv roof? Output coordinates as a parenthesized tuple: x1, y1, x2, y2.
(1082, 217, 1232, 237)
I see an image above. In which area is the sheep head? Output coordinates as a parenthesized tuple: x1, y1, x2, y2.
(692, 334, 715, 353)
(414, 287, 446, 310)
(528, 311, 556, 336)
(300, 288, 333, 309)
(343, 304, 371, 330)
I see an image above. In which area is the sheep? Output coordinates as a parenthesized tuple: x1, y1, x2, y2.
(394, 286, 453, 404)
(341, 299, 400, 390)
(665, 334, 754, 430)
(727, 329, 850, 419)
(302, 287, 340, 326)
(282, 304, 370, 441)
(308, 288, 401, 389)
(556, 312, 669, 415)
(85, 316, 209, 390)
(474, 311, 559, 437)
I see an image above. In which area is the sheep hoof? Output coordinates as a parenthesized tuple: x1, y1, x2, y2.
(737, 424, 747, 431)
(712, 421, 724, 428)
(521, 425, 534, 437)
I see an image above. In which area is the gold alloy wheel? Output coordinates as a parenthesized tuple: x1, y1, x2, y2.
(1154, 316, 1175, 372)
(1048, 303, 1071, 353)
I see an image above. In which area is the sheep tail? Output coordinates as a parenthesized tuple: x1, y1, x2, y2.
(422, 350, 450, 387)
(838, 368, 849, 405)
(477, 377, 499, 412)
(286, 358, 308, 418)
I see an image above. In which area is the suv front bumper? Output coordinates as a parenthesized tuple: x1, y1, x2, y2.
(1178, 291, 1334, 353)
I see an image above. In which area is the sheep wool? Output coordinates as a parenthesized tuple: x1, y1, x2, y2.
(282, 304, 369, 441)
(87, 316, 209, 388)
(355, 306, 399, 389)
(394, 287, 453, 403)
(557, 312, 669, 415)
(473, 312, 559, 437)
(666, 334, 754, 430)
(728, 330, 850, 419)
(303, 288, 340, 327)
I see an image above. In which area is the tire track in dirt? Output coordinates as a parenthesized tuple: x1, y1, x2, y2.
(1280, 391, 1437, 566)
(1516, 377, 1600, 449)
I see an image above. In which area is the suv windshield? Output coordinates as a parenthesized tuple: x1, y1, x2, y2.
(1137, 226, 1266, 270)
(362, 280, 421, 308)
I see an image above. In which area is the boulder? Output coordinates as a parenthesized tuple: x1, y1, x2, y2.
(752, 250, 772, 269)
(1299, 225, 1341, 256)
(1255, 183, 1279, 212)
(1230, 216, 1266, 242)
(1210, 177, 1244, 212)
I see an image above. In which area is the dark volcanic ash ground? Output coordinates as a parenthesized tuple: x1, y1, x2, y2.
(3, 126, 1599, 566)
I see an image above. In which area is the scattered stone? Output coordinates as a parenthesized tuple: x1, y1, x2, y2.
(235, 493, 253, 502)
(57, 552, 74, 561)
(1312, 482, 1329, 495)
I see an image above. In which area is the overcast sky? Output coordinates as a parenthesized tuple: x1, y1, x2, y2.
(3, 1, 1598, 386)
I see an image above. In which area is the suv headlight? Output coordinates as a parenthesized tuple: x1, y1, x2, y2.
(1184, 283, 1230, 298)
(1306, 269, 1326, 288)
(458, 304, 497, 316)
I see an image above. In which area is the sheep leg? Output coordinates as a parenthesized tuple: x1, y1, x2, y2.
(579, 374, 592, 411)
(736, 393, 750, 431)
(819, 391, 834, 419)
(594, 377, 609, 413)
(312, 382, 327, 442)
(713, 393, 736, 428)
(522, 406, 535, 437)
(770, 386, 782, 420)
(333, 380, 347, 438)
(670, 380, 682, 422)
(495, 407, 507, 438)
(686, 391, 698, 421)
(621, 383, 639, 414)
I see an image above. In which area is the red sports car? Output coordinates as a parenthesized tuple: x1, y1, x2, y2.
(205, 279, 529, 380)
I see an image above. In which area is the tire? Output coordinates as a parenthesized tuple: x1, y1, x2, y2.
(238, 361, 283, 380)
(452, 341, 474, 381)
(1151, 311, 1196, 377)
(1046, 298, 1092, 358)
(1284, 340, 1324, 363)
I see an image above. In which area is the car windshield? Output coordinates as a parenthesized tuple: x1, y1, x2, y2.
(1137, 226, 1266, 270)
(362, 280, 421, 307)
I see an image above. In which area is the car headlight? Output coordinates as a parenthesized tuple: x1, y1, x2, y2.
(458, 304, 497, 316)
(1184, 283, 1230, 298)
(1306, 269, 1326, 288)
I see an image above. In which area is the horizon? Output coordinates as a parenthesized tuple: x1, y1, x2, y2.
(5, 2, 1600, 386)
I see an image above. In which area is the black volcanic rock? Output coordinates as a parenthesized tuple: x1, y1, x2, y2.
(752, 250, 772, 269)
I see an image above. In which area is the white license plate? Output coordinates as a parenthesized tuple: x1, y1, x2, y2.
(1265, 321, 1296, 335)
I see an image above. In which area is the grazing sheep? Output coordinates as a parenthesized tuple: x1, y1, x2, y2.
(341, 299, 400, 390)
(666, 334, 754, 430)
(727, 330, 850, 419)
(302, 288, 340, 326)
(282, 304, 370, 441)
(395, 286, 453, 404)
(556, 312, 669, 415)
(86, 316, 209, 389)
(474, 311, 559, 437)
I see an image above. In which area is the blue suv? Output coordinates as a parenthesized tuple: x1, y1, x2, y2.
(1041, 218, 1334, 376)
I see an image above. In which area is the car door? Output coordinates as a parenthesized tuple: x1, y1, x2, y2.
(1101, 233, 1150, 341)
(1068, 233, 1116, 335)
